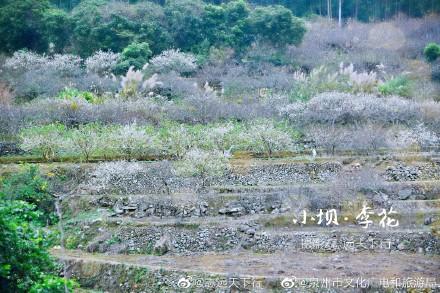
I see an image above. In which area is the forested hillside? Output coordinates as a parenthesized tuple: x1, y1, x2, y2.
(2, 0, 440, 56)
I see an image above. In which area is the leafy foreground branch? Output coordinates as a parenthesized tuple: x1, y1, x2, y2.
(0, 166, 78, 292)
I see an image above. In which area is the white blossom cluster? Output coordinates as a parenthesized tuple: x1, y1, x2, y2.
(4, 51, 47, 70)
(280, 92, 421, 125)
(85, 50, 120, 75)
(4, 51, 82, 76)
(243, 121, 294, 156)
(149, 49, 197, 74)
(175, 148, 228, 183)
(87, 161, 146, 193)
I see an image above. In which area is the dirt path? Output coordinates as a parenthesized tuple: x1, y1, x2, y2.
(52, 249, 440, 281)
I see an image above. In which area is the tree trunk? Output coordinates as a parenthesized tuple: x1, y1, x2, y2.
(327, 0, 332, 19)
(355, 0, 359, 20)
(338, 0, 342, 27)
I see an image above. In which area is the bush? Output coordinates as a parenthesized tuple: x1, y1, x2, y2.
(70, 124, 100, 161)
(29, 275, 78, 293)
(306, 123, 389, 154)
(248, 5, 306, 47)
(306, 124, 349, 155)
(0, 165, 54, 224)
(0, 166, 77, 292)
(19, 124, 68, 160)
(114, 42, 152, 75)
(0, 200, 53, 292)
(4, 50, 48, 70)
(156, 71, 200, 99)
(424, 42, 440, 63)
(3, 51, 117, 100)
(378, 76, 412, 97)
(112, 123, 153, 160)
(148, 49, 197, 75)
(281, 92, 421, 126)
(175, 148, 229, 187)
(87, 161, 146, 194)
(306, 123, 431, 154)
(240, 120, 297, 157)
(161, 123, 195, 159)
(0, 196, 76, 292)
(201, 122, 235, 153)
(85, 50, 120, 76)
(57, 87, 99, 104)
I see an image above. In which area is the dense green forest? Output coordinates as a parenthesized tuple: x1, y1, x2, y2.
(1, 0, 307, 56)
(1, 0, 439, 56)
(50, 0, 440, 20)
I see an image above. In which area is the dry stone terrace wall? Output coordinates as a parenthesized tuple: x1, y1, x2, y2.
(66, 157, 440, 197)
(57, 156, 440, 259)
(52, 157, 440, 222)
(76, 161, 343, 195)
(61, 206, 440, 256)
(32, 153, 438, 292)
(65, 184, 440, 221)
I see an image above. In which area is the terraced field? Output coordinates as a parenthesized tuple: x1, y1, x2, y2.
(3, 150, 438, 292)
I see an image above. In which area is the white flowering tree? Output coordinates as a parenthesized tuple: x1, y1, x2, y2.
(4, 50, 48, 71)
(148, 49, 197, 75)
(70, 124, 100, 162)
(175, 148, 229, 188)
(306, 124, 349, 155)
(88, 161, 145, 194)
(202, 122, 235, 154)
(85, 50, 120, 76)
(244, 120, 295, 157)
(5, 51, 82, 77)
(19, 124, 69, 160)
(112, 123, 152, 160)
(163, 124, 195, 159)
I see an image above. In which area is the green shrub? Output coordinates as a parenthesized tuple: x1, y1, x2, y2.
(0, 198, 75, 292)
(29, 275, 78, 293)
(424, 42, 440, 63)
(0, 200, 51, 292)
(114, 42, 152, 75)
(0, 167, 77, 292)
(248, 5, 306, 47)
(0, 165, 54, 224)
(57, 87, 99, 104)
(378, 76, 412, 97)
(65, 235, 81, 250)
